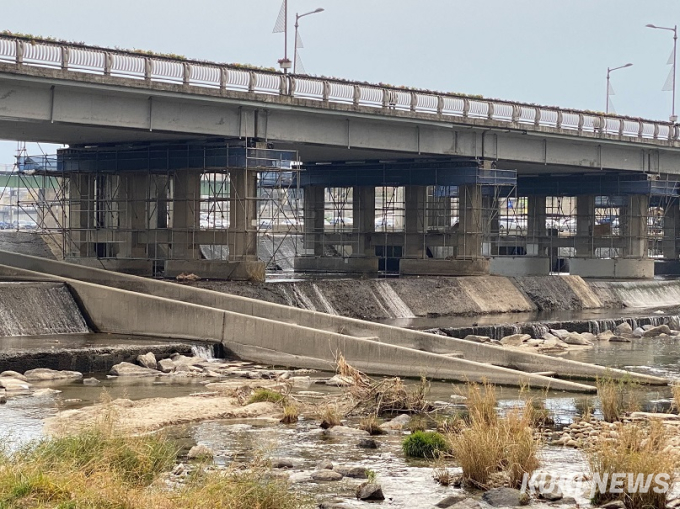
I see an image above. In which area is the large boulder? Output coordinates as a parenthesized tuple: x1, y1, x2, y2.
(563, 333, 593, 346)
(356, 482, 385, 500)
(24, 369, 83, 382)
(0, 377, 31, 392)
(482, 488, 530, 507)
(380, 414, 411, 430)
(333, 465, 368, 478)
(463, 334, 493, 343)
(157, 358, 176, 373)
(500, 334, 531, 346)
(109, 362, 159, 377)
(311, 470, 343, 482)
(615, 322, 633, 334)
(136, 352, 158, 370)
(0, 371, 27, 381)
(643, 325, 672, 337)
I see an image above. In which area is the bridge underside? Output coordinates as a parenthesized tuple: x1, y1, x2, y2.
(9, 138, 676, 280)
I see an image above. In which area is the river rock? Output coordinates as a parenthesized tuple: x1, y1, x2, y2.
(598, 501, 625, 509)
(380, 413, 411, 430)
(109, 362, 160, 377)
(311, 470, 343, 482)
(535, 474, 563, 501)
(325, 426, 369, 437)
(317, 459, 334, 470)
(0, 377, 31, 392)
(325, 374, 354, 387)
(136, 352, 157, 370)
(448, 501, 483, 509)
(271, 458, 302, 469)
(598, 330, 615, 341)
(0, 371, 27, 381)
(482, 487, 529, 507)
(356, 482, 385, 500)
(158, 358, 176, 373)
(463, 334, 492, 343)
(609, 335, 632, 343)
(643, 324, 672, 337)
(289, 471, 313, 483)
(540, 337, 567, 351)
(24, 368, 83, 382)
(550, 329, 570, 340)
(632, 327, 645, 337)
(290, 376, 312, 387)
(563, 333, 593, 346)
(435, 495, 467, 508)
(615, 322, 633, 334)
(357, 438, 378, 449)
(500, 334, 531, 346)
(187, 444, 214, 460)
(334, 465, 367, 478)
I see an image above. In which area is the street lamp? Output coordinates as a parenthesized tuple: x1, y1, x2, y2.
(606, 63, 633, 114)
(646, 23, 678, 122)
(293, 7, 324, 74)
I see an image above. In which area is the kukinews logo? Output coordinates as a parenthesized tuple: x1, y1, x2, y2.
(520, 471, 672, 499)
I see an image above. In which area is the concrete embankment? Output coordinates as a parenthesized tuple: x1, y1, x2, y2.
(0, 250, 669, 391)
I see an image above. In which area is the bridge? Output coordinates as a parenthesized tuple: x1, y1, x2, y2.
(1, 34, 680, 279)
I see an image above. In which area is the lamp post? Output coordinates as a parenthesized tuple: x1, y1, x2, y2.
(646, 23, 678, 122)
(293, 7, 324, 74)
(606, 63, 633, 114)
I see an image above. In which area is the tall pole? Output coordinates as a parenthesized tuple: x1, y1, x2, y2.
(293, 15, 299, 74)
(606, 68, 611, 114)
(673, 25, 677, 122)
(284, 0, 288, 72)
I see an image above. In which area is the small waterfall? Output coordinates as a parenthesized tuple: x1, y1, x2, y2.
(528, 323, 550, 338)
(374, 281, 415, 319)
(291, 284, 316, 311)
(311, 284, 338, 315)
(611, 281, 680, 308)
(0, 282, 89, 337)
(191, 344, 215, 360)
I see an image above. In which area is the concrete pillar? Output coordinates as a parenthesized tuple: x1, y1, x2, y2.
(118, 173, 148, 259)
(303, 186, 325, 257)
(457, 184, 483, 259)
(228, 168, 258, 261)
(404, 185, 426, 257)
(68, 174, 94, 257)
(621, 195, 648, 258)
(575, 195, 595, 257)
(353, 186, 375, 256)
(527, 195, 547, 256)
(663, 201, 680, 260)
(173, 170, 200, 260)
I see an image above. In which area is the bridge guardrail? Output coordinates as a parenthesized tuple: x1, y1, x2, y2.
(0, 35, 677, 143)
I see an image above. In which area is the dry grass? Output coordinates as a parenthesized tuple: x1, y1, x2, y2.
(0, 420, 309, 509)
(432, 456, 455, 486)
(248, 388, 285, 405)
(672, 384, 680, 414)
(358, 414, 385, 435)
(446, 382, 540, 489)
(281, 404, 299, 424)
(597, 375, 640, 423)
(319, 404, 342, 429)
(587, 421, 678, 509)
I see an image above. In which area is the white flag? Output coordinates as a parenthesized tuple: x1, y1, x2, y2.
(663, 66, 674, 91)
(608, 82, 615, 95)
(296, 31, 304, 49)
(273, 0, 286, 33)
(295, 51, 305, 74)
(668, 48, 676, 65)
(608, 97, 616, 114)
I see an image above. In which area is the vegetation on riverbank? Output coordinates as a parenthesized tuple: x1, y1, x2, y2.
(0, 420, 309, 509)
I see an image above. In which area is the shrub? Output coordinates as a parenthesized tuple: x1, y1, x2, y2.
(447, 381, 540, 489)
(248, 388, 284, 405)
(597, 375, 640, 423)
(402, 431, 449, 458)
(359, 414, 385, 435)
(587, 421, 677, 509)
(319, 405, 342, 429)
(280, 404, 299, 424)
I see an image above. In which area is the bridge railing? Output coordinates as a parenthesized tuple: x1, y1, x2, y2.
(0, 35, 678, 142)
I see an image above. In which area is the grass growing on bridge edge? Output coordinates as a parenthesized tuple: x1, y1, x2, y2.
(0, 418, 310, 509)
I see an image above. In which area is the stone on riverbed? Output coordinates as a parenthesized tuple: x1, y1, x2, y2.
(325, 426, 369, 437)
(563, 333, 593, 346)
(158, 358, 175, 373)
(632, 327, 645, 337)
(0, 377, 31, 392)
(83, 377, 100, 385)
(598, 330, 615, 341)
(109, 362, 160, 377)
(482, 487, 529, 507)
(615, 322, 633, 334)
(136, 352, 157, 370)
(325, 374, 354, 387)
(609, 335, 632, 343)
(334, 465, 368, 478)
(434, 495, 467, 508)
(311, 470, 343, 482)
(0, 371, 27, 381)
(463, 334, 493, 343)
(380, 413, 411, 430)
(357, 438, 378, 449)
(24, 368, 83, 382)
(356, 482, 385, 500)
(500, 334, 531, 346)
(643, 325, 672, 337)
(187, 444, 214, 460)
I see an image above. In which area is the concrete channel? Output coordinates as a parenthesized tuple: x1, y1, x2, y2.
(0, 250, 670, 392)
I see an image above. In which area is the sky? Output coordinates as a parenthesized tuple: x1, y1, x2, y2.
(1, 0, 679, 163)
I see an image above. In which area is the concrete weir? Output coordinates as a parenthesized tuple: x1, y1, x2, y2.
(0, 251, 669, 392)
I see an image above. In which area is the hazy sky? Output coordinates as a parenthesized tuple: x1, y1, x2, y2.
(1, 0, 679, 163)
